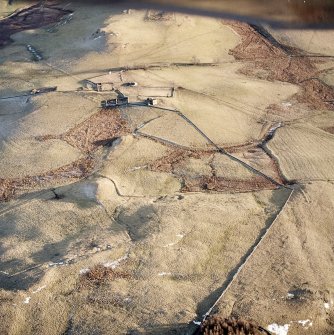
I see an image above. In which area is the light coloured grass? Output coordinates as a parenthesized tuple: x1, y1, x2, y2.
(139, 112, 210, 148)
(100, 135, 181, 196)
(0, 138, 82, 179)
(217, 182, 334, 335)
(268, 123, 334, 180)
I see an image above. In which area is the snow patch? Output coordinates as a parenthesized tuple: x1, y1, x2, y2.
(158, 272, 171, 276)
(80, 268, 90, 274)
(298, 320, 312, 328)
(287, 293, 294, 299)
(163, 234, 184, 247)
(48, 261, 65, 267)
(32, 285, 46, 293)
(267, 323, 290, 335)
(128, 165, 148, 172)
(164, 241, 178, 247)
(193, 321, 201, 326)
(324, 302, 330, 309)
(104, 254, 128, 269)
(23, 297, 31, 304)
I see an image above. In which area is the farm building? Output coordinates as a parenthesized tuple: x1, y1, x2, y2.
(101, 96, 129, 108)
(84, 80, 113, 92)
(146, 97, 158, 106)
(84, 73, 122, 92)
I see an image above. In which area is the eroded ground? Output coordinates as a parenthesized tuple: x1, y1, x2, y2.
(0, 3, 334, 335)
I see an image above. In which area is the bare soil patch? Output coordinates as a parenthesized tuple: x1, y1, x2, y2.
(0, 3, 72, 47)
(228, 22, 334, 111)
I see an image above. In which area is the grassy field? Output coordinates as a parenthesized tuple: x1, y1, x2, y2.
(0, 2, 334, 335)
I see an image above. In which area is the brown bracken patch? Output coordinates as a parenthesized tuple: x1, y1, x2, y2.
(78, 265, 130, 289)
(0, 4, 72, 47)
(0, 109, 130, 202)
(61, 108, 129, 153)
(149, 148, 211, 173)
(182, 175, 275, 193)
(1, 108, 129, 202)
(227, 22, 334, 111)
(0, 156, 95, 202)
(149, 148, 278, 193)
(0, 179, 16, 202)
(288, 0, 334, 24)
(36, 108, 129, 153)
(322, 126, 334, 134)
(199, 316, 270, 335)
